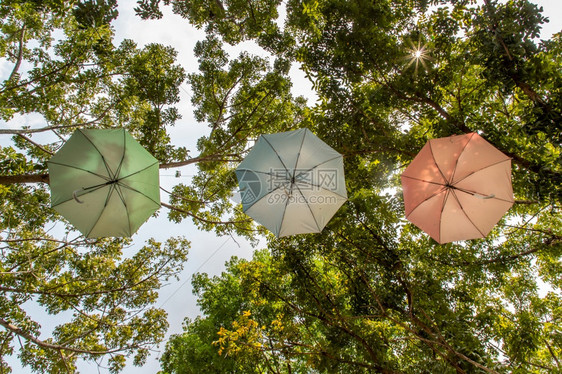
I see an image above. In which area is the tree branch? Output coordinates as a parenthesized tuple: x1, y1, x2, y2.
(482, 0, 560, 118)
(254, 275, 397, 373)
(159, 153, 242, 169)
(0, 152, 244, 186)
(514, 200, 539, 205)
(0, 105, 115, 135)
(0, 174, 50, 185)
(17, 134, 54, 155)
(0, 317, 138, 355)
(161, 202, 251, 226)
(0, 55, 80, 94)
(0, 256, 170, 299)
(8, 26, 26, 82)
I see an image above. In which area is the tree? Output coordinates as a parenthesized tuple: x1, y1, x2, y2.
(159, 0, 562, 373)
(0, 1, 191, 372)
(1, 0, 308, 371)
(163, 203, 562, 372)
(2, 0, 561, 372)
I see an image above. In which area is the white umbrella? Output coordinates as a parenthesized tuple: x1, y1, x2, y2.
(236, 128, 347, 237)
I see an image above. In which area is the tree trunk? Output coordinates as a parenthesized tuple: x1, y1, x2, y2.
(0, 173, 49, 185)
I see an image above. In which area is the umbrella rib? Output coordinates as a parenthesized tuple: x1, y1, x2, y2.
(85, 184, 116, 237)
(439, 189, 451, 243)
(47, 161, 111, 181)
(450, 185, 513, 203)
(243, 183, 289, 212)
(82, 179, 122, 191)
(450, 132, 475, 183)
(237, 169, 277, 177)
(118, 161, 159, 181)
(401, 175, 446, 187)
(294, 155, 343, 176)
(291, 130, 307, 179)
(261, 136, 290, 174)
(103, 184, 114, 207)
(451, 158, 511, 185)
(237, 154, 342, 181)
(114, 184, 132, 236)
(79, 129, 116, 179)
(113, 130, 127, 180)
(291, 180, 348, 199)
(406, 187, 448, 218)
(277, 184, 294, 237)
(450, 190, 486, 238)
(428, 141, 449, 184)
(293, 183, 321, 232)
(117, 182, 161, 207)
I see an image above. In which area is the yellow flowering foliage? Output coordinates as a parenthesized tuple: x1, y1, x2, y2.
(214, 311, 263, 356)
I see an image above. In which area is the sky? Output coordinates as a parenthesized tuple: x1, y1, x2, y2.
(0, 0, 561, 373)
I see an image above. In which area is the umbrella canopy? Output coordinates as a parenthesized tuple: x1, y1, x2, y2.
(401, 133, 514, 244)
(48, 128, 160, 238)
(236, 128, 347, 237)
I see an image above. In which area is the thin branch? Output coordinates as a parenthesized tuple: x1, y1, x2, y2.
(159, 153, 242, 169)
(0, 237, 71, 244)
(0, 57, 78, 94)
(58, 349, 72, 373)
(500, 224, 560, 237)
(160, 186, 208, 205)
(0, 105, 115, 135)
(514, 199, 539, 205)
(8, 26, 26, 82)
(0, 152, 243, 186)
(6, 237, 84, 273)
(0, 270, 34, 276)
(161, 202, 251, 227)
(0, 317, 139, 355)
(0, 123, 75, 135)
(544, 338, 561, 369)
(0, 258, 169, 299)
(17, 134, 54, 155)
(482, 0, 559, 116)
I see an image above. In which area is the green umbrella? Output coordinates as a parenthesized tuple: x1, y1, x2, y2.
(48, 128, 160, 238)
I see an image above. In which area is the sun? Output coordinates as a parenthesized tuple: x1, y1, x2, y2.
(405, 39, 430, 76)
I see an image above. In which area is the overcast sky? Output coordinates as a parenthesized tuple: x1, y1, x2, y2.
(1, 0, 561, 373)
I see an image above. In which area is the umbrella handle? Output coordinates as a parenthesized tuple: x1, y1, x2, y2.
(474, 193, 495, 200)
(73, 189, 85, 204)
(450, 185, 495, 200)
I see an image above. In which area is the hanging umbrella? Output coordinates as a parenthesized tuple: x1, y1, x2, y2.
(236, 128, 347, 237)
(401, 132, 514, 244)
(48, 128, 160, 238)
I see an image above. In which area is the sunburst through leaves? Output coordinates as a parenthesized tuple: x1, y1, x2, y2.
(405, 39, 431, 76)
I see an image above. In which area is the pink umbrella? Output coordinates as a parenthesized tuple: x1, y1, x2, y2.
(401, 133, 514, 244)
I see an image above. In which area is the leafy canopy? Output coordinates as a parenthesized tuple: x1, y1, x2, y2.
(157, 0, 562, 373)
(1, 0, 561, 373)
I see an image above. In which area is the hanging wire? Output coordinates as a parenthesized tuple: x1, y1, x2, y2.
(179, 84, 192, 99)
(158, 236, 231, 308)
(159, 174, 195, 177)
